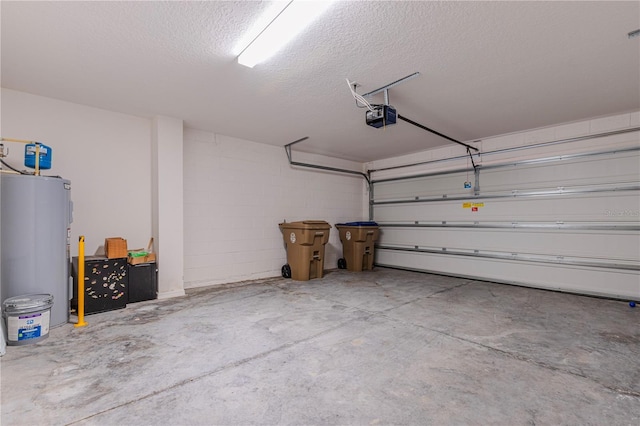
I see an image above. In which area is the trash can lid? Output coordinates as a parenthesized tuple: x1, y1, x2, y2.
(336, 221, 378, 227)
(279, 220, 331, 229)
(3, 294, 54, 312)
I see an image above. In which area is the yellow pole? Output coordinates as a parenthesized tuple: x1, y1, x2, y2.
(75, 236, 88, 327)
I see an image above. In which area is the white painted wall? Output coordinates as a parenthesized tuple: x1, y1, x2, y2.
(183, 128, 367, 288)
(151, 116, 185, 298)
(0, 89, 153, 256)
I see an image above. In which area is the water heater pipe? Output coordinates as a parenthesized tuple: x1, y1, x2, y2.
(35, 143, 40, 176)
(0, 137, 34, 144)
(0, 137, 43, 176)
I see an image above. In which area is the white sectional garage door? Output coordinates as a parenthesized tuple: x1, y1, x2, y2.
(371, 131, 640, 299)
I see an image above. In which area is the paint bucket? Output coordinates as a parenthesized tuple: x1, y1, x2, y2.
(2, 294, 54, 346)
(0, 321, 6, 356)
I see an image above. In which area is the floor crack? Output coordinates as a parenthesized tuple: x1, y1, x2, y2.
(382, 279, 475, 313)
(64, 315, 368, 426)
(377, 312, 640, 399)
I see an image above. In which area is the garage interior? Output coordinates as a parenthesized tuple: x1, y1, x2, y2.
(1, 1, 639, 425)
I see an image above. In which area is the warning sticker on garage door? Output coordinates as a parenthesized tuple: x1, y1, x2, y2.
(463, 202, 484, 211)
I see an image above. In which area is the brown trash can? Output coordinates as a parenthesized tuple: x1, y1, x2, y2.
(278, 221, 332, 281)
(335, 222, 380, 272)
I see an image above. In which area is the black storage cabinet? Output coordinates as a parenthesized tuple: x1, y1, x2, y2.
(72, 256, 128, 314)
(127, 262, 158, 303)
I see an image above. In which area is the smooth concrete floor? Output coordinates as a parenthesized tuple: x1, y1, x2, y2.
(1, 268, 639, 425)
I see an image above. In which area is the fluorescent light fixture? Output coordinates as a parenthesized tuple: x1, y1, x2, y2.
(237, 0, 335, 68)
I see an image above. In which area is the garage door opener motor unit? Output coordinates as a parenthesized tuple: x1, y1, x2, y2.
(366, 105, 396, 128)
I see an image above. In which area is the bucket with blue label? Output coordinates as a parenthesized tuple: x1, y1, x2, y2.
(3, 294, 54, 346)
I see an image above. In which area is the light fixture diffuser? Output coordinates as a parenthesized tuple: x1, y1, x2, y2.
(237, 0, 335, 68)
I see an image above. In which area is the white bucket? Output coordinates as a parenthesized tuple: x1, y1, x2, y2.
(0, 321, 6, 355)
(3, 294, 54, 346)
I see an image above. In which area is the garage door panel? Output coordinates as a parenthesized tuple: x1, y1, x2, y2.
(375, 249, 639, 299)
(380, 228, 639, 262)
(374, 193, 639, 223)
(480, 153, 640, 192)
(373, 152, 639, 200)
(374, 172, 469, 201)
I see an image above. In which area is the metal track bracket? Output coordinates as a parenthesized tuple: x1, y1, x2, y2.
(284, 137, 371, 187)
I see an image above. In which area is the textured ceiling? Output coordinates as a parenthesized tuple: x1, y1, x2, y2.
(2, 1, 639, 162)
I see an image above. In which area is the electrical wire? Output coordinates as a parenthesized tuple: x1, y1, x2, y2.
(345, 78, 375, 111)
(355, 100, 385, 110)
(0, 158, 28, 174)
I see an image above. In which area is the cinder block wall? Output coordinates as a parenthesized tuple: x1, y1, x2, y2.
(183, 128, 368, 288)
